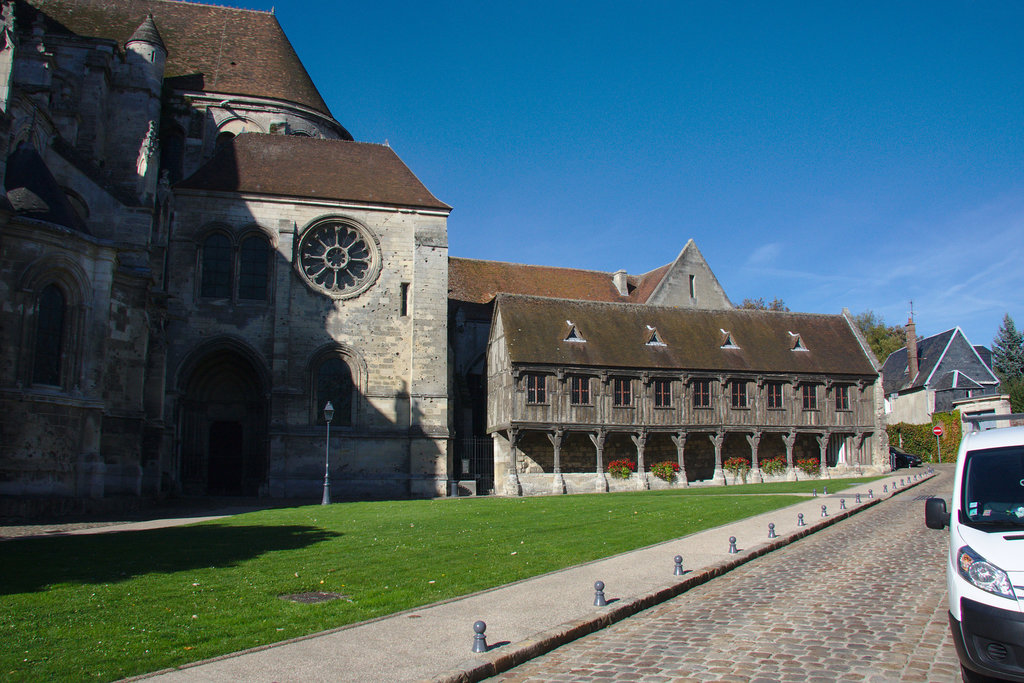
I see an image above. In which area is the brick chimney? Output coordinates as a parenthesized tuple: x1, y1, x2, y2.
(906, 317, 919, 381)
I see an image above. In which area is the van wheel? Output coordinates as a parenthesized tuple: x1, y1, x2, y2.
(961, 664, 1002, 682)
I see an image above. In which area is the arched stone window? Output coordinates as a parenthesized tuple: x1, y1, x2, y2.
(315, 357, 354, 426)
(200, 233, 232, 298)
(33, 284, 65, 385)
(238, 234, 270, 301)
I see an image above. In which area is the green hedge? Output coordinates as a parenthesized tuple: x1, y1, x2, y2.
(886, 410, 961, 463)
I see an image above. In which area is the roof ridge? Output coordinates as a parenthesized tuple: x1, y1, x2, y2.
(451, 257, 625, 277)
(147, 0, 273, 16)
(495, 293, 844, 318)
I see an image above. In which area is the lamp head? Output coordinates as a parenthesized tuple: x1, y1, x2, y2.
(323, 401, 334, 423)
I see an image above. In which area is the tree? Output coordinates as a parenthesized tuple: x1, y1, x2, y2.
(739, 297, 789, 312)
(852, 310, 907, 363)
(991, 314, 1024, 383)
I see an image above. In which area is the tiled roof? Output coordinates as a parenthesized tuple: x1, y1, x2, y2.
(882, 329, 955, 394)
(21, 0, 333, 117)
(176, 134, 450, 210)
(449, 257, 670, 305)
(495, 295, 877, 376)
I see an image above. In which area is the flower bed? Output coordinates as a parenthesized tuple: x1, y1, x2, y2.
(606, 458, 636, 479)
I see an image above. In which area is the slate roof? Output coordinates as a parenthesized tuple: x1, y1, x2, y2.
(176, 134, 450, 210)
(494, 295, 877, 376)
(20, 0, 333, 118)
(881, 328, 998, 395)
(5, 143, 90, 233)
(932, 370, 983, 392)
(449, 258, 671, 305)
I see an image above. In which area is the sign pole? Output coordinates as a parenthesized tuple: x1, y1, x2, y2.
(932, 424, 944, 463)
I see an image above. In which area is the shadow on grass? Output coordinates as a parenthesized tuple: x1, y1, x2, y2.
(1, 523, 339, 595)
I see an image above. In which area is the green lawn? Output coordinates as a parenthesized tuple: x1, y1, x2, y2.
(1, 477, 878, 681)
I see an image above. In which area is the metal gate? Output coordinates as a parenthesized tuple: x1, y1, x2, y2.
(453, 438, 494, 495)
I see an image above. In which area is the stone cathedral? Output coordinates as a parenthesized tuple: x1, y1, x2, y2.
(0, 0, 887, 512)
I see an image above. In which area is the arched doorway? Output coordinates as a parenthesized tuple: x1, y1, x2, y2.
(179, 347, 268, 495)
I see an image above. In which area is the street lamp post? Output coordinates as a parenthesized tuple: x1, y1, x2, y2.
(322, 401, 334, 505)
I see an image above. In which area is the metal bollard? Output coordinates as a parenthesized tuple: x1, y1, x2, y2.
(855, 492, 861, 504)
(812, 488, 817, 497)
(594, 580, 607, 606)
(840, 498, 846, 510)
(821, 504, 828, 517)
(823, 485, 828, 495)
(674, 555, 684, 576)
(883, 485, 888, 493)
(797, 512, 805, 527)
(728, 536, 738, 554)
(768, 522, 777, 539)
(900, 478, 905, 487)
(472, 621, 488, 653)
(869, 489, 874, 498)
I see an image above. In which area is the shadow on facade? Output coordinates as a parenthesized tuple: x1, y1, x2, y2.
(1, 523, 338, 594)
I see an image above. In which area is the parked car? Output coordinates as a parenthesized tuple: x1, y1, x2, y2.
(890, 446, 923, 469)
(925, 414, 1024, 683)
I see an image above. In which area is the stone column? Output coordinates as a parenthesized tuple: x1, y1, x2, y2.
(547, 428, 566, 494)
(589, 429, 608, 492)
(670, 430, 688, 486)
(504, 427, 523, 497)
(711, 431, 725, 485)
(630, 430, 649, 490)
(816, 431, 831, 479)
(746, 431, 762, 483)
(783, 431, 797, 481)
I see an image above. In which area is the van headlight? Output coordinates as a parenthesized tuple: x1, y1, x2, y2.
(957, 546, 1016, 599)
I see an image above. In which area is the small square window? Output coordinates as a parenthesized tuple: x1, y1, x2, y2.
(730, 380, 748, 408)
(835, 385, 850, 411)
(653, 379, 672, 407)
(693, 379, 712, 408)
(526, 373, 546, 404)
(570, 375, 591, 405)
(613, 377, 632, 406)
(802, 384, 818, 411)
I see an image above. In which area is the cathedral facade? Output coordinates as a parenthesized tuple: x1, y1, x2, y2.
(0, 0, 449, 506)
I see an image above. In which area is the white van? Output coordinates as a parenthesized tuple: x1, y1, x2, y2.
(926, 416, 1024, 683)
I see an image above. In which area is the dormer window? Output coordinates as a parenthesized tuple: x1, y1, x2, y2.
(645, 325, 666, 346)
(564, 320, 586, 343)
(789, 331, 807, 351)
(720, 329, 739, 349)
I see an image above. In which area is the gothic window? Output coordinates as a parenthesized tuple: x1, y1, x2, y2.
(297, 218, 382, 299)
(613, 377, 632, 406)
(316, 357, 353, 426)
(653, 379, 672, 407)
(693, 378, 712, 408)
(802, 384, 818, 411)
(238, 235, 270, 301)
(200, 233, 232, 298)
(767, 381, 785, 410)
(570, 375, 591, 405)
(526, 373, 547, 404)
(33, 284, 65, 385)
(835, 385, 850, 411)
(730, 380, 748, 408)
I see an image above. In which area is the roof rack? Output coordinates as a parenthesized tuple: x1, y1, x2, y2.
(962, 413, 1024, 432)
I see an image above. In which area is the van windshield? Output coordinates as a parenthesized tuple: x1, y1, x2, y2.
(962, 445, 1024, 528)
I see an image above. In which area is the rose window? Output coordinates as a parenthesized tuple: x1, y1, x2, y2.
(297, 220, 381, 298)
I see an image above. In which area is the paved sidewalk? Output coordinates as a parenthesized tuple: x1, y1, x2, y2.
(128, 470, 938, 683)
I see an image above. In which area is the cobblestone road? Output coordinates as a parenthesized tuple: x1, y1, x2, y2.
(496, 470, 959, 683)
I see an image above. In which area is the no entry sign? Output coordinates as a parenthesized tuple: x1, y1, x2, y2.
(933, 424, 944, 437)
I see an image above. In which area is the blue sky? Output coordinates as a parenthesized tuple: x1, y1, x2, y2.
(234, 1, 1021, 348)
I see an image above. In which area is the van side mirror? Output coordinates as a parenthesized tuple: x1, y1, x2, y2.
(925, 497, 949, 529)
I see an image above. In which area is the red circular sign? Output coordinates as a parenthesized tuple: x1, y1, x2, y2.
(933, 425, 944, 437)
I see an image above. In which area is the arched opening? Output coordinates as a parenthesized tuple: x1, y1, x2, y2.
(179, 348, 267, 495)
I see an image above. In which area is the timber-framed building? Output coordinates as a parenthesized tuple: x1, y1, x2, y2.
(485, 295, 887, 496)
